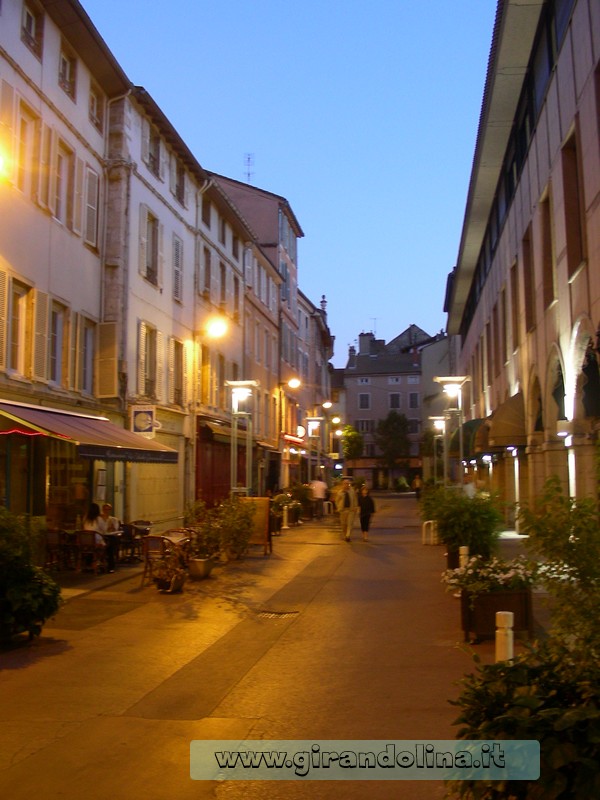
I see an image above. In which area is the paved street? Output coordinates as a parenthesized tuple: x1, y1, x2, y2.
(0, 495, 524, 799)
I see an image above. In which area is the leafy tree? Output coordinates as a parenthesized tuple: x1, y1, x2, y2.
(341, 424, 363, 460)
(374, 411, 410, 472)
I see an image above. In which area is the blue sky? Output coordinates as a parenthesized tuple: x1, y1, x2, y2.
(82, 0, 497, 367)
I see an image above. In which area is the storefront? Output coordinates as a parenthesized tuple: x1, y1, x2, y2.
(0, 400, 178, 525)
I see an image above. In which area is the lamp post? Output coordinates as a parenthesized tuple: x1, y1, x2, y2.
(428, 416, 445, 485)
(226, 380, 259, 496)
(306, 416, 324, 480)
(434, 376, 469, 486)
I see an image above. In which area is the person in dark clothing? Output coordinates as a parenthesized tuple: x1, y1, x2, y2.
(358, 485, 376, 541)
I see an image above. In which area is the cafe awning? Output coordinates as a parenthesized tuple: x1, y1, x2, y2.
(488, 392, 527, 449)
(0, 401, 178, 463)
(449, 418, 485, 459)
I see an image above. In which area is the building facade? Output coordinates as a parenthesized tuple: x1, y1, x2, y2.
(446, 0, 600, 517)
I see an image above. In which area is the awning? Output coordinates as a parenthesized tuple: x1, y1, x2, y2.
(0, 401, 178, 464)
(488, 393, 527, 448)
(449, 418, 485, 459)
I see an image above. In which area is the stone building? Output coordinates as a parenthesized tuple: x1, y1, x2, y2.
(445, 0, 600, 517)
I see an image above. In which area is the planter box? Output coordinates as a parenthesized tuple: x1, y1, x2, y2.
(188, 557, 215, 580)
(461, 589, 534, 643)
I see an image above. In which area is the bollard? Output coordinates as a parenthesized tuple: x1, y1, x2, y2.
(281, 504, 289, 531)
(422, 520, 438, 545)
(459, 545, 470, 568)
(495, 611, 514, 662)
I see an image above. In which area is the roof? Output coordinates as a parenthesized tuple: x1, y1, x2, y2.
(447, 0, 544, 334)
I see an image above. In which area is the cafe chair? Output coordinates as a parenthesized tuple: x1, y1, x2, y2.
(141, 535, 170, 586)
(120, 523, 143, 562)
(75, 530, 107, 574)
(44, 529, 64, 571)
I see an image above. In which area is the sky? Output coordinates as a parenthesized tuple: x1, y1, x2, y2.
(82, 0, 498, 367)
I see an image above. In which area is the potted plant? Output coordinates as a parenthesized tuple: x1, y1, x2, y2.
(422, 486, 502, 568)
(153, 547, 187, 593)
(0, 507, 62, 641)
(215, 496, 255, 560)
(442, 554, 539, 642)
(184, 500, 219, 580)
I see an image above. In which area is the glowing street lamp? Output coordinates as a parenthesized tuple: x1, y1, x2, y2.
(434, 376, 469, 485)
(226, 380, 259, 496)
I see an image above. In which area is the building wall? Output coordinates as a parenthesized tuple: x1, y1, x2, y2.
(451, 0, 600, 508)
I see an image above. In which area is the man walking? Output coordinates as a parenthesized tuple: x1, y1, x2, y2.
(335, 478, 358, 541)
(310, 474, 328, 520)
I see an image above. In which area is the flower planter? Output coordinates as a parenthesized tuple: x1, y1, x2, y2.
(461, 589, 534, 643)
(188, 557, 215, 580)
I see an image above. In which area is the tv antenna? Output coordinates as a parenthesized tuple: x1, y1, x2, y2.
(244, 153, 255, 184)
(371, 317, 378, 335)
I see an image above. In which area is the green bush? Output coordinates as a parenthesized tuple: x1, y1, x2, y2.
(0, 507, 61, 641)
(421, 486, 502, 557)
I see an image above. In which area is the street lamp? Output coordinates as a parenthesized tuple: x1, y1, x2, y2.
(434, 376, 469, 485)
(226, 380, 259, 496)
(306, 416, 324, 479)
(428, 416, 446, 485)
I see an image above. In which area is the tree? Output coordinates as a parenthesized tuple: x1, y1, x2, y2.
(341, 424, 364, 461)
(374, 411, 411, 473)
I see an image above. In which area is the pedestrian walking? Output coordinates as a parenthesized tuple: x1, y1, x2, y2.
(335, 478, 358, 542)
(310, 475, 328, 519)
(411, 474, 423, 500)
(358, 485, 375, 541)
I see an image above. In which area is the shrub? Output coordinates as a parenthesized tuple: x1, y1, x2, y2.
(422, 486, 502, 558)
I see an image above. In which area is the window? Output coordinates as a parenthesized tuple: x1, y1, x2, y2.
(232, 236, 239, 260)
(510, 261, 520, 350)
(540, 191, 555, 308)
(173, 160, 185, 204)
(358, 377, 370, 385)
(522, 227, 535, 332)
(139, 206, 160, 285)
(84, 167, 99, 247)
(201, 197, 210, 227)
(170, 339, 184, 405)
(219, 217, 226, 245)
(138, 322, 157, 398)
(203, 247, 211, 296)
(233, 275, 240, 319)
(146, 128, 160, 177)
(89, 83, 104, 131)
(21, 3, 43, 58)
(80, 317, 95, 394)
(58, 46, 77, 100)
(388, 376, 400, 384)
(219, 261, 226, 308)
(49, 302, 68, 386)
(358, 393, 370, 410)
(409, 392, 419, 409)
(173, 235, 183, 302)
(9, 280, 32, 374)
(54, 141, 74, 226)
(389, 393, 401, 409)
(407, 375, 419, 384)
(16, 103, 37, 197)
(408, 419, 420, 435)
(356, 419, 375, 433)
(561, 132, 586, 278)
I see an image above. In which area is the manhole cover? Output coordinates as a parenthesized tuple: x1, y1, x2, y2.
(257, 610, 299, 619)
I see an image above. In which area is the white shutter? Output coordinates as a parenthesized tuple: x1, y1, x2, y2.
(173, 235, 183, 301)
(158, 222, 164, 288)
(33, 290, 49, 381)
(0, 80, 15, 182)
(47, 130, 58, 217)
(72, 157, 84, 234)
(97, 321, 118, 398)
(84, 167, 99, 246)
(155, 330, 164, 402)
(69, 311, 80, 390)
(0, 269, 7, 369)
(37, 123, 52, 209)
(169, 153, 176, 194)
(183, 340, 192, 406)
(137, 320, 147, 395)
(139, 204, 148, 277)
(167, 337, 175, 404)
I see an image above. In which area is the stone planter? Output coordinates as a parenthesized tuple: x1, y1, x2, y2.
(188, 557, 215, 580)
(461, 589, 534, 643)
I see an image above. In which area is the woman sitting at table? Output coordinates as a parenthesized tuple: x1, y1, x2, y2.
(82, 503, 109, 571)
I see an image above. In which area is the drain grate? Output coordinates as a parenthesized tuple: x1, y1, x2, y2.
(257, 610, 299, 619)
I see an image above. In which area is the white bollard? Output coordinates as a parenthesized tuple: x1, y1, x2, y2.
(495, 611, 514, 662)
(459, 545, 470, 568)
(422, 520, 438, 544)
(281, 504, 289, 531)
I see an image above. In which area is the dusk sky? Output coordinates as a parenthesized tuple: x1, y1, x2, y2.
(82, 0, 497, 366)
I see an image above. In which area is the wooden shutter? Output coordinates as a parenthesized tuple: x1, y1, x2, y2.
(33, 290, 48, 381)
(139, 204, 148, 277)
(69, 311, 80, 390)
(173, 235, 183, 301)
(72, 157, 84, 234)
(0, 80, 15, 181)
(84, 167, 99, 246)
(155, 330, 164, 402)
(167, 337, 175, 404)
(137, 320, 146, 395)
(97, 321, 118, 398)
(0, 269, 7, 369)
(183, 340, 192, 406)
